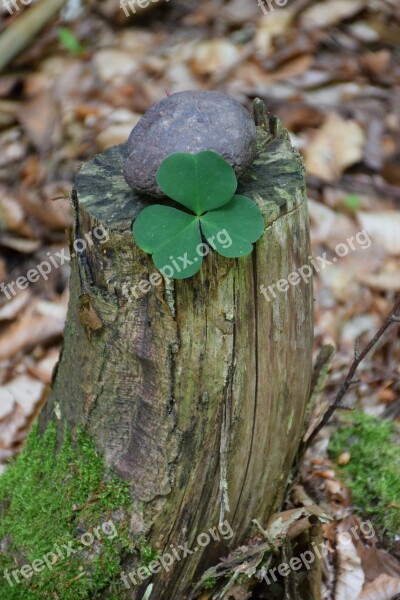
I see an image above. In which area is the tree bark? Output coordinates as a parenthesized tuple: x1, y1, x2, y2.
(40, 113, 313, 599)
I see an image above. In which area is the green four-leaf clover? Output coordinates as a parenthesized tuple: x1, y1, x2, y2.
(132, 151, 264, 279)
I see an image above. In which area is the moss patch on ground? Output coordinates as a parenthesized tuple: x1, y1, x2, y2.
(328, 411, 400, 538)
(0, 422, 135, 599)
(203, 576, 217, 590)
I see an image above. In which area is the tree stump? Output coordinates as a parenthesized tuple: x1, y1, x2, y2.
(40, 111, 313, 598)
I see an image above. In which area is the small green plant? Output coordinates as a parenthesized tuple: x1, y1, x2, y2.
(204, 576, 217, 590)
(343, 194, 361, 212)
(58, 27, 86, 56)
(132, 151, 264, 279)
(328, 411, 400, 538)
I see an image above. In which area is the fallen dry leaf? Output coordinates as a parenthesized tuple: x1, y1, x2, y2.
(0, 128, 26, 167)
(118, 29, 159, 56)
(378, 388, 395, 404)
(0, 192, 25, 232)
(305, 114, 365, 182)
(0, 375, 48, 460)
(0, 290, 31, 320)
(307, 199, 361, 251)
(254, 10, 293, 56)
(0, 234, 41, 253)
(96, 123, 139, 151)
(189, 39, 242, 76)
(341, 314, 380, 346)
(357, 574, 400, 600)
(300, 0, 365, 29)
(0, 387, 15, 420)
(18, 89, 60, 152)
(93, 50, 139, 83)
(360, 272, 400, 292)
(318, 265, 362, 305)
(0, 375, 45, 419)
(335, 536, 365, 600)
(27, 347, 60, 384)
(360, 50, 391, 77)
(356, 542, 400, 583)
(337, 451, 351, 465)
(262, 55, 313, 83)
(223, 0, 260, 25)
(0, 299, 66, 360)
(20, 189, 71, 231)
(349, 22, 380, 43)
(357, 212, 400, 256)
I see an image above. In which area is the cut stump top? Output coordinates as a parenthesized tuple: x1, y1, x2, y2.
(75, 119, 306, 232)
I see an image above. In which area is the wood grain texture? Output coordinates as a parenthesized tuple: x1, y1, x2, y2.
(40, 118, 313, 598)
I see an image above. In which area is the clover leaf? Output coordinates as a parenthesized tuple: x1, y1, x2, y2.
(132, 151, 264, 279)
(156, 151, 237, 214)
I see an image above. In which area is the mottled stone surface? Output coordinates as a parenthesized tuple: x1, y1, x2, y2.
(123, 90, 257, 197)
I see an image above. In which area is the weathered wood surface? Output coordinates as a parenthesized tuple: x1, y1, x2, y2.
(40, 115, 313, 598)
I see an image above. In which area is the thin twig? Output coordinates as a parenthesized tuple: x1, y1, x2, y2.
(306, 295, 400, 448)
(0, 0, 67, 73)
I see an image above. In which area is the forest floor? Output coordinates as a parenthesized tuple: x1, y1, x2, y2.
(0, 0, 399, 598)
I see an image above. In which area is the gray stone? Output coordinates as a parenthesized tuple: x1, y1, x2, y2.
(123, 90, 257, 198)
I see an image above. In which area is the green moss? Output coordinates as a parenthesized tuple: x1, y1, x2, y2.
(328, 411, 400, 537)
(0, 422, 135, 599)
(138, 539, 158, 567)
(204, 576, 217, 590)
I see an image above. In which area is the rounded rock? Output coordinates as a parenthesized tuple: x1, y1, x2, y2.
(123, 90, 257, 198)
